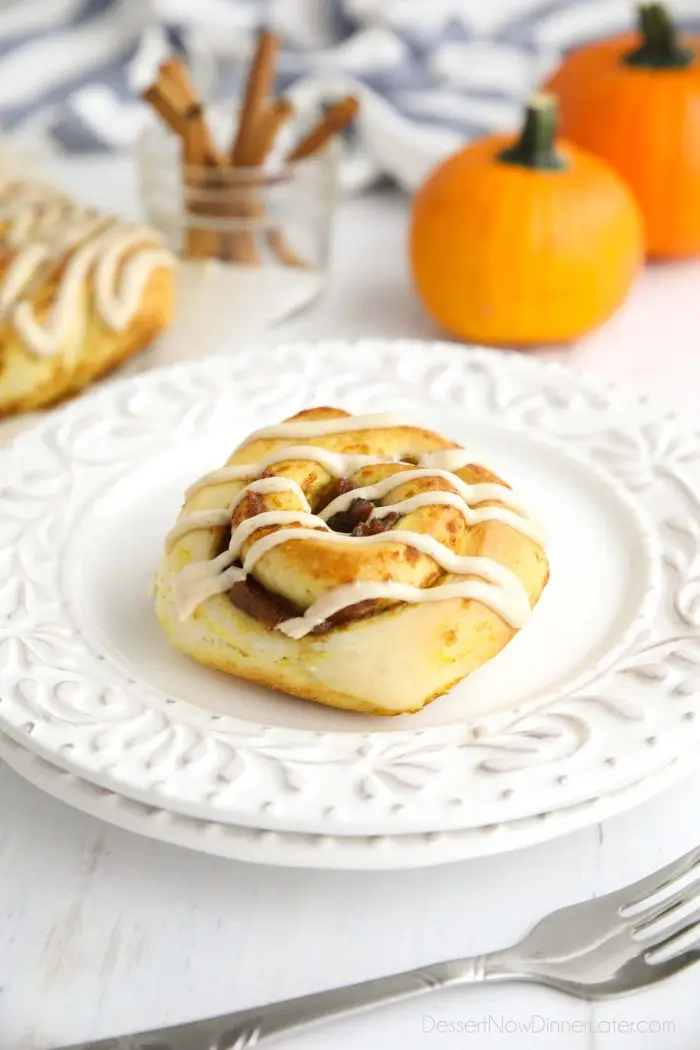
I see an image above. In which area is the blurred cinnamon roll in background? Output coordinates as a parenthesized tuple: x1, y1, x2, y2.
(0, 180, 174, 417)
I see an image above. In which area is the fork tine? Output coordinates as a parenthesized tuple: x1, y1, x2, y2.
(641, 943, 700, 979)
(634, 875, 700, 934)
(619, 846, 700, 913)
(644, 917, 700, 961)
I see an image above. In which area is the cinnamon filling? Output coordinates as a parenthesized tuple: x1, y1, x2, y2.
(228, 579, 387, 634)
(325, 496, 401, 537)
(229, 577, 299, 628)
(351, 511, 401, 536)
(227, 482, 404, 632)
(319, 476, 353, 507)
(326, 496, 372, 533)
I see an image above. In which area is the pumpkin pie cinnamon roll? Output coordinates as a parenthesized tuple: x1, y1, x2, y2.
(0, 180, 174, 416)
(155, 408, 549, 715)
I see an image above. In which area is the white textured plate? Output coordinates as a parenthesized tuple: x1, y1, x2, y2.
(0, 340, 698, 839)
(4, 729, 700, 869)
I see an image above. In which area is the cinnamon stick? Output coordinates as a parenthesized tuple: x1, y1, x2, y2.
(158, 58, 220, 165)
(153, 59, 224, 258)
(264, 227, 305, 267)
(222, 32, 282, 263)
(183, 148, 223, 260)
(261, 97, 360, 267)
(288, 96, 359, 162)
(254, 98, 293, 162)
(242, 99, 302, 264)
(226, 98, 294, 261)
(231, 31, 279, 164)
(144, 79, 212, 258)
(142, 85, 187, 137)
(142, 49, 359, 269)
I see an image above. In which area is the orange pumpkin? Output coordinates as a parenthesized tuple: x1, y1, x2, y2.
(546, 2, 700, 259)
(409, 95, 644, 348)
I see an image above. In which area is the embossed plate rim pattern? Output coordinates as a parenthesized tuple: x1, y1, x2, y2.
(2, 730, 699, 869)
(1, 339, 699, 836)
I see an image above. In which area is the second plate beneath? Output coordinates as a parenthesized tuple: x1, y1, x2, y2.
(3, 730, 698, 869)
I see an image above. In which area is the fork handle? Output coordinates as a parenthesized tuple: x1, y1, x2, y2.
(57, 957, 496, 1049)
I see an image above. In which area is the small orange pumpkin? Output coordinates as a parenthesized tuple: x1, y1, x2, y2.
(546, 2, 700, 259)
(409, 94, 644, 348)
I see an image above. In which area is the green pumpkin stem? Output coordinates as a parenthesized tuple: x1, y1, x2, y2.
(625, 2, 694, 69)
(498, 94, 567, 171)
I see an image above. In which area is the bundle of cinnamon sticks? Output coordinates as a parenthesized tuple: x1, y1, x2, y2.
(143, 32, 359, 265)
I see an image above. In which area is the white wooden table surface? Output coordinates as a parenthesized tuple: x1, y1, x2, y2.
(2, 157, 700, 1050)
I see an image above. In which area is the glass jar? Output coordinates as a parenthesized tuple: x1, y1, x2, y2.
(136, 109, 339, 356)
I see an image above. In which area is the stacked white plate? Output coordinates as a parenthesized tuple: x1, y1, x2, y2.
(2, 339, 699, 869)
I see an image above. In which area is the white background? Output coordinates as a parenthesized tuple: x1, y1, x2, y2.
(2, 154, 700, 1049)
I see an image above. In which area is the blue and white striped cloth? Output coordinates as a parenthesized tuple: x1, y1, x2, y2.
(1, 0, 700, 191)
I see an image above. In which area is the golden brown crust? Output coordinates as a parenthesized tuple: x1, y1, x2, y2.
(0, 266, 173, 416)
(155, 407, 550, 715)
(0, 200, 174, 417)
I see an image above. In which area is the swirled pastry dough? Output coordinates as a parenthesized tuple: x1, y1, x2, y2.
(0, 180, 174, 416)
(155, 407, 549, 715)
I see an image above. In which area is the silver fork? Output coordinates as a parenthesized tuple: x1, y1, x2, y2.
(56, 846, 700, 1050)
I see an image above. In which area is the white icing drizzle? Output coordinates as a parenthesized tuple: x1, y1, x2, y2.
(236, 412, 410, 448)
(229, 511, 327, 558)
(175, 558, 248, 619)
(173, 515, 329, 620)
(166, 414, 545, 632)
(0, 180, 173, 357)
(279, 579, 531, 639)
(186, 448, 496, 501)
(241, 529, 530, 601)
(93, 227, 173, 331)
(174, 526, 529, 626)
(169, 477, 321, 618)
(229, 476, 310, 512)
(0, 243, 50, 309)
(166, 509, 231, 552)
(167, 476, 312, 552)
(318, 466, 542, 544)
(372, 492, 543, 543)
(417, 449, 476, 470)
(185, 446, 402, 499)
